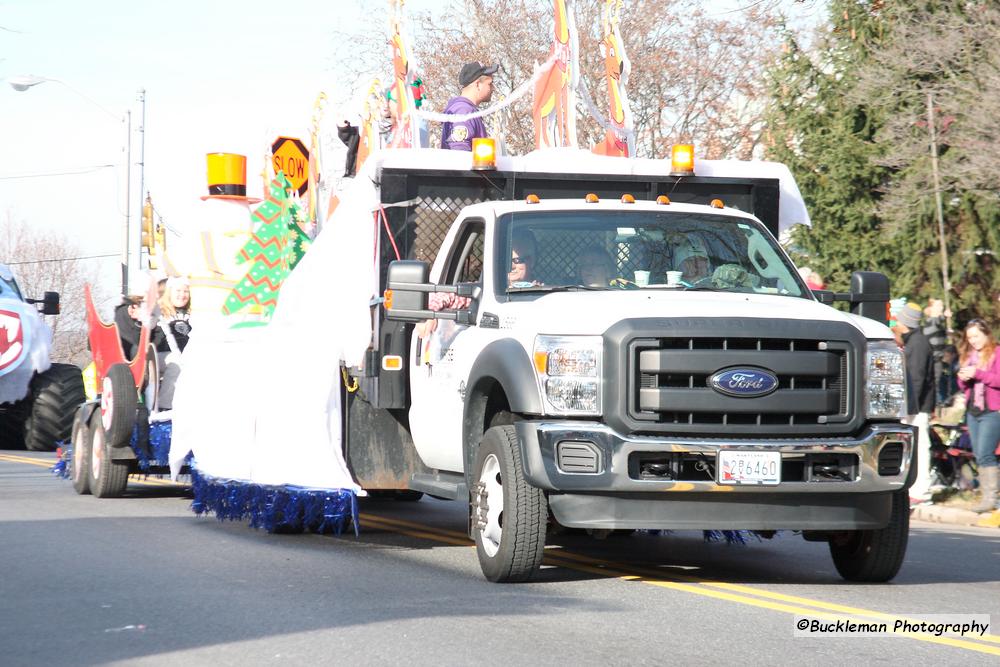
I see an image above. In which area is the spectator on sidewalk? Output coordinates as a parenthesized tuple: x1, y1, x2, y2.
(923, 298, 950, 407)
(893, 302, 936, 504)
(957, 318, 1000, 513)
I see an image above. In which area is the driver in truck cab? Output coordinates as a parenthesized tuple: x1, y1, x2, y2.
(507, 230, 542, 288)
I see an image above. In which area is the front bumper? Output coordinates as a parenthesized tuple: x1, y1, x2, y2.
(514, 421, 916, 530)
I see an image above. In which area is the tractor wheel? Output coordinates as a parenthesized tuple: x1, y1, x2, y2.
(23, 363, 86, 452)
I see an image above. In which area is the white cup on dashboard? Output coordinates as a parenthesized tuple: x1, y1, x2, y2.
(666, 270, 683, 286)
(634, 270, 650, 286)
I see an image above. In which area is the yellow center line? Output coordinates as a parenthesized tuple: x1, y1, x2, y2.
(360, 511, 1000, 656)
(0, 454, 187, 487)
(0, 453, 58, 466)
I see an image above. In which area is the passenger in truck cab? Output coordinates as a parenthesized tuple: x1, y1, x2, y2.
(575, 245, 615, 287)
(508, 230, 542, 288)
(672, 235, 712, 284)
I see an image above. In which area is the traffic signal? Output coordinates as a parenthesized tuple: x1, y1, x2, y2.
(154, 224, 166, 254)
(141, 195, 154, 253)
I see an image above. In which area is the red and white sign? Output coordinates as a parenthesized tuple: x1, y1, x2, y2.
(0, 308, 26, 375)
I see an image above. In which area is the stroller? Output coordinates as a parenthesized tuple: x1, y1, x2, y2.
(928, 421, 977, 491)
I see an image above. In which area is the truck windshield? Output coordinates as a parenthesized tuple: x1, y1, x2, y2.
(497, 210, 807, 298)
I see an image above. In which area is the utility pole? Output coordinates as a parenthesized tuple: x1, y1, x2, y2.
(137, 88, 146, 271)
(926, 91, 952, 333)
(122, 109, 132, 296)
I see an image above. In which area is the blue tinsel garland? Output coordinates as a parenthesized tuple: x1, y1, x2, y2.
(190, 468, 359, 536)
(50, 440, 70, 478)
(128, 421, 174, 470)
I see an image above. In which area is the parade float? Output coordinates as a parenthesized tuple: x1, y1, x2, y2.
(65, 0, 917, 583)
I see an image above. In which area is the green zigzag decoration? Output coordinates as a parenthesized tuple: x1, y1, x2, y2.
(223, 171, 307, 321)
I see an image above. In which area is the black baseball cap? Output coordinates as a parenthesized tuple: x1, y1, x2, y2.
(459, 61, 499, 87)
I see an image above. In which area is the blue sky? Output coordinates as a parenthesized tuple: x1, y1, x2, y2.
(0, 0, 823, 295)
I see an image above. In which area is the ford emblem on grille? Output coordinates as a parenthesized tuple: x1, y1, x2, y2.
(709, 368, 779, 397)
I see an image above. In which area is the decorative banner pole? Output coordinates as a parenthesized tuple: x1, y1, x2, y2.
(307, 91, 327, 228)
(386, 0, 422, 149)
(592, 0, 635, 157)
(355, 79, 383, 174)
(532, 0, 580, 149)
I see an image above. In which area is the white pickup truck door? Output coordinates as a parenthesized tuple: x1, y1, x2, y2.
(408, 221, 488, 472)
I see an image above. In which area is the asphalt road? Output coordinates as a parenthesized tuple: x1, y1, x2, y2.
(2, 449, 998, 666)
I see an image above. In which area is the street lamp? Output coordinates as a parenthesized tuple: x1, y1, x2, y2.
(7, 74, 133, 295)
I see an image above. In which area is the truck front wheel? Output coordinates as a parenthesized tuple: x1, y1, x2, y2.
(828, 490, 909, 582)
(471, 425, 547, 582)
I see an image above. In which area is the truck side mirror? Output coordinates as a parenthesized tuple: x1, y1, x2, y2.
(27, 291, 61, 315)
(811, 272, 890, 325)
(849, 271, 890, 325)
(384, 260, 478, 325)
(385, 260, 430, 321)
(42, 291, 60, 315)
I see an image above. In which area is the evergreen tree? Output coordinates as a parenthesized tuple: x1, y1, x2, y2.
(852, 0, 1000, 324)
(764, 2, 894, 293)
(766, 1, 1000, 324)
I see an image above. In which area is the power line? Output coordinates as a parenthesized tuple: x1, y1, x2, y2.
(0, 164, 116, 180)
(7, 253, 119, 266)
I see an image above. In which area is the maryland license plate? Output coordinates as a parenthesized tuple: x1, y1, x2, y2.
(718, 450, 781, 485)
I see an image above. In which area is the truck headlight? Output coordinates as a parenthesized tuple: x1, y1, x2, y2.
(533, 335, 602, 415)
(865, 340, 907, 419)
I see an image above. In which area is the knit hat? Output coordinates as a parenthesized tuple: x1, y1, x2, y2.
(673, 235, 709, 271)
(166, 276, 190, 290)
(896, 302, 922, 328)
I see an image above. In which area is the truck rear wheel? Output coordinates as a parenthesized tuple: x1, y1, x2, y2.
(89, 416, 129, 499)
(22, 363, 86, 452)
(70, 409, 91, 495)
(471, 425, 547, 582)
(829, 490, 909, 582)
(100, 363, 137, 449)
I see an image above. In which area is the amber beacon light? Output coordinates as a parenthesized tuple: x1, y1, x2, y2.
(472, 138, 497, 170)
(670, 143, 695, 176)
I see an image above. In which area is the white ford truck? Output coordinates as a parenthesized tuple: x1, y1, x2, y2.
(345, 149, 914, 583)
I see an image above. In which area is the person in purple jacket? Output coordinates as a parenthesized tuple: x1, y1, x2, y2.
(441, 61, 498, 151)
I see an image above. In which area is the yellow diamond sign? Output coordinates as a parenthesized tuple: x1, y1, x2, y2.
(271, 136, 310, 196)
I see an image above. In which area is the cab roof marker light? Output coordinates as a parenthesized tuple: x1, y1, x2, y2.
(585, 193, 600, 203)
(670, 143, 695, 177)
(525, 194, 540, 204)
(710, 199, 725, 209)
(621, 194, 636, 204)
(656, 195, 671, 205)
(471, 137, 497, 171)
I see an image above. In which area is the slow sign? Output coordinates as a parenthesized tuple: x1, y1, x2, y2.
(271, 136, 310, 196)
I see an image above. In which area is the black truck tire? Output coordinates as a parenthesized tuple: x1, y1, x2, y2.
(471, 425, 547, 583)
(71, 409, 91, 495)
(0, 399, 29, 449)
(23, 363, 86, 452)
(829, 490, 909, 582)
(100, 363, 137, 449)
(89, 416, 129, 498)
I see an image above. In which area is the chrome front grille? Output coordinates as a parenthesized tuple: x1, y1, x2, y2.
(631, 336, 852, 431)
